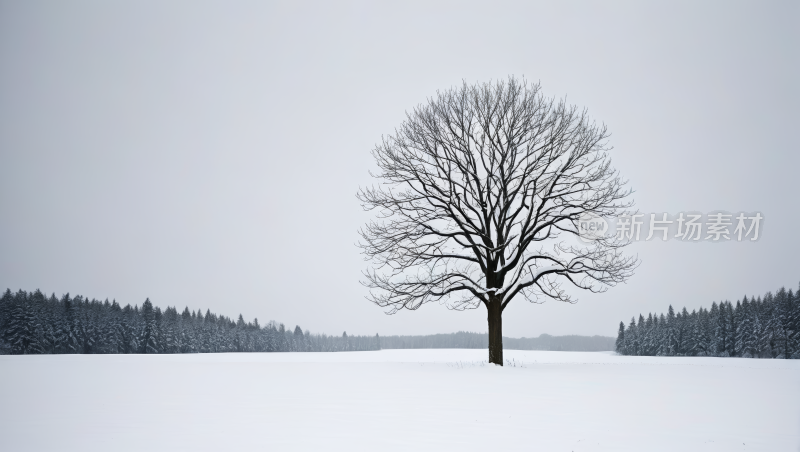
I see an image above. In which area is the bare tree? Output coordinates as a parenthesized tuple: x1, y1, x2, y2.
(357, 77, 637, 365)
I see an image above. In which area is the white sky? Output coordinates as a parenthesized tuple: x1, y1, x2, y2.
(1, 0, 798, 337)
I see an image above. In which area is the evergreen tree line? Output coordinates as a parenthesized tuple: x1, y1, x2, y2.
(615, 283, 800, 359)
(379, 332, 614, 351)
(0, 289, 380, 355)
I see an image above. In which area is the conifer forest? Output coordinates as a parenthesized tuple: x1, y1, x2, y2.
(0, 289, 379, 354)
(615, 283, 800, 358)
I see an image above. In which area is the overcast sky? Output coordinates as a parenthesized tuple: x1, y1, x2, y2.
(1, 1, 798, 338)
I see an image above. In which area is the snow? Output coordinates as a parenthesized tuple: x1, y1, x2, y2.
(1, 349, 798, 451)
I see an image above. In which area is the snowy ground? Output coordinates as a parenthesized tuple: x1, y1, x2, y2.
(1, 350, 798, 451)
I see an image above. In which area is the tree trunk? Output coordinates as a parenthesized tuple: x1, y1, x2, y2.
(487, 296, 503, 365)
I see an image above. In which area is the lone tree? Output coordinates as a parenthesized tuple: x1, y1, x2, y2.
(357, 77, 637, 365)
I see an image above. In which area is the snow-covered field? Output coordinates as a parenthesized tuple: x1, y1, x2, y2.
(1, 350, 798, 451)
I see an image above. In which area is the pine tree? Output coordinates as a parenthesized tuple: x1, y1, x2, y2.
(140, 299, 158, 354)
(731, 299, 743, 357)
(791, 286, 800, 358)
(6, 291, 42, 354)
(710, 302, 723, 356)
(625, 317, 637, 355)
(293, 325, 305, 352)
(665, 305, 676, 356)
(673, 307, 688, 355)
(642, 313, 654, 356)
(615, 321, 625, 355)
(57, 293, 79, 353)
(636, 314, 646, 356)
(105, 300, 122, 353)
(735, 297, 748, 357)
(790, 287, 799, 358)
(0, 289, 13, 353)
(771, 287, 792, 358)
(119, 304, 136, 353)
(745, 296, 760, 357)
(696, 308, 711, 356)
(161, 307, 178, 353)
(37, 294, 59, 354)
(752, 309, 764, 358)
(656, 314, 667, 356)
(154, 306, 165, 353)
(724, 301, 736, 356)
(684, 310, 698, 356)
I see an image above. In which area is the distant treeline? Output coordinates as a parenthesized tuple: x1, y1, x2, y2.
(615, 283, 800, 359)
(0, 289, 379, 355)
(0, 287, 615, 356)
(380, 332, 615, 351)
